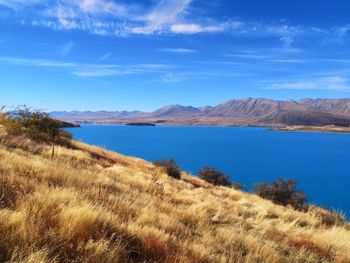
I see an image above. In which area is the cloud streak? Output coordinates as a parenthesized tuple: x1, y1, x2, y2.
(159, 48, 197, 53)
(99, 52, 112, 61)
(0, 0, 42, 8)
(61, 41, 74, 56)
(0, 56, 170, 78)
(0, 56, 78, 68)
(2, 0, 340, 46)
(131, 0, 192, 34)
(72, 68, 131, 77)
(170, 23, 224, 34)
(161, 72, 186, 83)
(265, 76, 350, 91)
(0, 55, 244, 82)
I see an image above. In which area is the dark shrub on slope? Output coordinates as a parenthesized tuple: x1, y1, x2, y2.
(198, 167, 232, 187)
(153, 159, 181, 179)
(254, 178, 307, 210)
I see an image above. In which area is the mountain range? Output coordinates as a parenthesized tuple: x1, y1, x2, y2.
(51, 98, 350, 126)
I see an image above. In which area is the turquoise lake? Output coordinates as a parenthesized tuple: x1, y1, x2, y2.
(67, 125, 350, 218)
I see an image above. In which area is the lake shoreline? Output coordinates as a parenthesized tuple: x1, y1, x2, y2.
(71, 122, 350, 134)
(273, 125, 350, 134)
(67, 125, 350, 219)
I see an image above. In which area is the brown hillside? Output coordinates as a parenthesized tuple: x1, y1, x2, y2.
(0, 127, 349, 262)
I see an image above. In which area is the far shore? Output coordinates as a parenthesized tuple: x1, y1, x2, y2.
(66, 121, 350, 134)
(273, 125, 350, 134)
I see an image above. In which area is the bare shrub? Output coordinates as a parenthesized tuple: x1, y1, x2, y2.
(318, 210, 346, 227)
(230, 182, 242, 190)
(253, 178, 307, 210)
(309, 206, 346, 227)
(197, 167, 231, 186)
(153, 159, 181, 179)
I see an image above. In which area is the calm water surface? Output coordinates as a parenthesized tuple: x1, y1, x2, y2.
(67, 125, 350, 218)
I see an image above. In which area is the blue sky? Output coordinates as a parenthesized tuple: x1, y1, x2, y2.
(1, 0, 350, 111)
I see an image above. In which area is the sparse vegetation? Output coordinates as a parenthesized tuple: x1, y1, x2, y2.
(153, 158, 181, 179)
(0, 123, 349, 262)
(198, 166, 231, 186)
(309, 206, 347, 227)
(230, 181, 242, 190)
(253, 178, 307, 210)
(0, 107, 72, 146)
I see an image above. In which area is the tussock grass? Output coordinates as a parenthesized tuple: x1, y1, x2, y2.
(0, 128, 349, 262)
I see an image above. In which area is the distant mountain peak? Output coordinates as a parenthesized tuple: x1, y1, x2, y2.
(152, 104, 201, 117)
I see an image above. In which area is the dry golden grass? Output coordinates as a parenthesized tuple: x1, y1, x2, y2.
(0, 128, 349, 262)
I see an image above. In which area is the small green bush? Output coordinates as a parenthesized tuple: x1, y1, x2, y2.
(0, 107, 72, 146)
(253, 178, 307, 210)
(153, 159, 181, 179)
(198, 167, 231, 187)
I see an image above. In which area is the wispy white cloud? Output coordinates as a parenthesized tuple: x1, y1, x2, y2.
(72, 68, 131, 77)
(227, 48, 309, 63)
(168, 20, 243, 35)
(170, 23, 224, 34)
(0, 55, 243, 82)
(225, 24, 329, 48)
(0, 56, 170, 78)
(0, 0, 42, 8)
(72, 63, 169, 77)
(1, 0, 350, 49)
(279, 36, 294, 48)
(131, 0, 192, 34)
(267, 59, 310, 63)
(241, 24, 306, 48)
(228, 54, 271, 60)
(34, 0, 195, 36)
(99, 52, 112, 61)
(333, 25, 350, 44)
(49, 5, 80, 30)
(265, 76, 350, 90)
(157, 69, 239, 83)
(31, 19, 58, 29)
(161, 72, 186, 83)
(267, 81, 315, 90)
(14, 0, 225, 37)
(60, 41, 74, 56)
(132, 64, 169, 70)
(265, 25, 301, 46)
(226, 42, 341, 67)
(159, 48, 197, 53)
(71, 0, 127, 16)
(321, 58, 350, 64)
(0, 56, 78, 67)
(0, 0, 299, 41)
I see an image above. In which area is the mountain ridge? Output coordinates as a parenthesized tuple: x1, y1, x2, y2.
(51, 98, 350, 126)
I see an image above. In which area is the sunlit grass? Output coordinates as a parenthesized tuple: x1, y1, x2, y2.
(0, 127, 349, 262)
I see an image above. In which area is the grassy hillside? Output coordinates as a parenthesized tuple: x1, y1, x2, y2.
(0, 126, 349, 262)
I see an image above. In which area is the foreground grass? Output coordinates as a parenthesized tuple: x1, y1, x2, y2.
(0, 129, 349, 262)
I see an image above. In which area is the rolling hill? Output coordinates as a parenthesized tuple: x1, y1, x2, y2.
(258, 110, 350, 126)
(0, 125, 349, 262)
